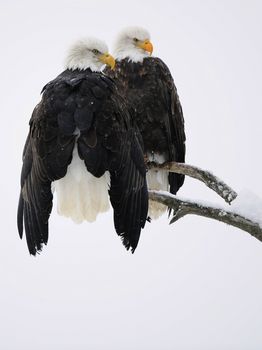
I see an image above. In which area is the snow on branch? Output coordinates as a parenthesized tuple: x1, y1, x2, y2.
(147, 161, 237, 204)
(149, 191, 262, 242)
(147, 161, 262, 242)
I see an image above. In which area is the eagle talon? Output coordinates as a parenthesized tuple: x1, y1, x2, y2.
(146, 216, 152, 223)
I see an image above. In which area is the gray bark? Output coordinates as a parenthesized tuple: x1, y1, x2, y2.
(149, 191, 262, 243)
(147, 162, 262, 242)
(147, 161, 237, 204)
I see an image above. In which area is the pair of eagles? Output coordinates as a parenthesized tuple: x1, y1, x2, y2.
(17, 27, 186, 255)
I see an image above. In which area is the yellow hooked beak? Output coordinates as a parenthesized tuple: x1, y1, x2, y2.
(137, 39, 153, 55)
(99, 53, 115, 70)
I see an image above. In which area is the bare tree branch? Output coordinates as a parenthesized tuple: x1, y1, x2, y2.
(149, 191, 262, 243)
(147, 161, 237, 204)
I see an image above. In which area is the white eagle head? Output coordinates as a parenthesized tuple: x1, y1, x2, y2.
(114, 26, 153, 63)
(65, 37, 115, 72)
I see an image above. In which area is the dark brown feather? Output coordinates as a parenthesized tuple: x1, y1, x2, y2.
(18, 69, 148, 255)
(105, 57, 186, 194)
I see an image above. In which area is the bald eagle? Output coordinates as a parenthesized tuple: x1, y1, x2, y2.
(17, 37, 148, 255)
(105, 27, 186, 219)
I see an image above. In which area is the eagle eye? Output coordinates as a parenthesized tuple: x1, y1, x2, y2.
(92, 49, 100, 55)
(133, 38, 139, 42)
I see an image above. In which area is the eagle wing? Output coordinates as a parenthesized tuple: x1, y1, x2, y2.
(17, 71, 99, 254)
(17, 103, 75, 254)
(107, 105, 148, 252)
(78, 77, 148, 252)
(153, 58, 186, 194)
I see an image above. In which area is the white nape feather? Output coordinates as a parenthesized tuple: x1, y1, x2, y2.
(53, 144, 110, 223)
(114, 26, 151, 62)
(65, 37, 108, 72)
(146, 153, 169, 219)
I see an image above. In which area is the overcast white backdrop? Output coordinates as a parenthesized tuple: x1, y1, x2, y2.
(1, 0, 262, 349)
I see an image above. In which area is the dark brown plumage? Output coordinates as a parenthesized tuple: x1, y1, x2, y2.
(105, 57, 186, 196)
(18, 69, 148, 255)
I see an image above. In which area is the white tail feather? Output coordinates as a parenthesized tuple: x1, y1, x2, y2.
(147, 169, 169, 219)
(146, 152, 169, 219)
(53, 145, 110, 223)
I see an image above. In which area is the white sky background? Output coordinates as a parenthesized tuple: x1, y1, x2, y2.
(1, 0, 262, 349)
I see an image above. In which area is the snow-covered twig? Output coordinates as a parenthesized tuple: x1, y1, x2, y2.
(149, 191, 262, 242)
(147, 161, 237, 204)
